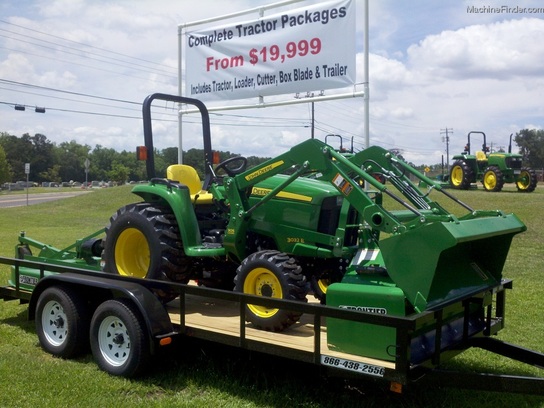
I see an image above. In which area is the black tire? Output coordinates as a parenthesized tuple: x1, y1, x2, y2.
(482, 166, 504, 192)
(234, 250, 307, 332)
(35, 286, 89, 358)
(101, 203, 189, 283)
(516, 168, 538, 192)
(310, 268, 344, 304)
(449, 160, 473, 189)
(90, 299, 150, 377)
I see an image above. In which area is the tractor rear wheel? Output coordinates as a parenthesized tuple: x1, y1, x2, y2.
(101, 203, 190, 288)
(482, 166, 504, 192)
(235, 250, 307, 332)
(449, 160, 473, 189)
(516, 168, 538, 192)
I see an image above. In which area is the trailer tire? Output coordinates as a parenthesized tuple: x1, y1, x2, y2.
(235, 250, 307, 332)
(90, 299, 150, 377)
(102, 203, 188, 284)
(35, 286, 89, 358)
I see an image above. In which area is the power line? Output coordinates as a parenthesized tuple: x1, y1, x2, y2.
(0, 19, 174, 73)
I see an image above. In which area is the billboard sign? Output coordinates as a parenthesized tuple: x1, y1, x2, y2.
(184, 0, 355, 101)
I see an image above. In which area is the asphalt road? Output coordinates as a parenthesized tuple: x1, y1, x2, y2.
(0, 190, 92, 208)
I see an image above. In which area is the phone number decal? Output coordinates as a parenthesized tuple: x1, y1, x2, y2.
(321, 355, 385, 377)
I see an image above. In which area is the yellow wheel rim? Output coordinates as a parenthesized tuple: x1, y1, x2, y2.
(483, 171, 496, 190)
(243, 267, 282, 318)
(114, 228, 150, 278)
(317, 278, 330, 295)
(517, 170, 530, 190)
(451, 166, 463, 186)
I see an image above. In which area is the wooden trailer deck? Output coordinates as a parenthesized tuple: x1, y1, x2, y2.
(166, 294, 395, 373)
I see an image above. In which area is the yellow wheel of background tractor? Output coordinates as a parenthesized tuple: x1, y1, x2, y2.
(516, 168, 538, 192)
(482, 166, 504, 192)
(449, 160, 473, 189)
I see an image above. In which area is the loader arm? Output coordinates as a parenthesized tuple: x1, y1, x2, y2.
(216, 139, 449, 260)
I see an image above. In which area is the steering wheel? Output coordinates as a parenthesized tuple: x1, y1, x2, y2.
(215, 156, 248, 177)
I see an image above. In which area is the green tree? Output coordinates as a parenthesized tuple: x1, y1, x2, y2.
(0, 144, 11, 183)
(514, 129, 544, 168)
(54, 140, 91, 182)
(108, 162, 129, 185)
(89, 145, 118, 181)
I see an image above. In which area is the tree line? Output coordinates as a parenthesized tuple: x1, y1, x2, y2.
(1, 129, 542, 186)
(0, 132, 270, 186)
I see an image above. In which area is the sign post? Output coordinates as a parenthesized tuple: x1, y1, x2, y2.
(24, 162, 30, 206)
(84, 158, 90, 189)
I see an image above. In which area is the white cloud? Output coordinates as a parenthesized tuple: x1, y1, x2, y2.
(1, 0, 543, 166)
(407, 18, 544, 80)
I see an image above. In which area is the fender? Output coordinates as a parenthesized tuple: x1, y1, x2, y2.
(132, 179, 202, 248)
(29, 273, 176, 346)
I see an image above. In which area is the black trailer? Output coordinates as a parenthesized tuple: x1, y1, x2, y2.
(1, 256, 543, 395)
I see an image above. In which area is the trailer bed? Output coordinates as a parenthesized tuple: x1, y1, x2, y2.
(167, 294, 395, 370)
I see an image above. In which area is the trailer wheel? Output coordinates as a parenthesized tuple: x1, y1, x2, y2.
(449, 160, 473, 189)
(102, 203, 189, 284)
(482, 166, 504, 192)
(235, 250, 307, 332)
(516, 168, 538, 192)
(35, 286, 89, 358)
(90, 299, 150, 377)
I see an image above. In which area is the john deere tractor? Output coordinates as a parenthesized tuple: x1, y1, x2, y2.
(93, 95, 525, 333)
(449, 131, 537, 192)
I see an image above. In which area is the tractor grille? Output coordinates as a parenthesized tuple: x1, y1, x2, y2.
(505, 156, 522, 169)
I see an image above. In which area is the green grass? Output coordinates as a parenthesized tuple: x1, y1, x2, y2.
(1, 184, 543, 407)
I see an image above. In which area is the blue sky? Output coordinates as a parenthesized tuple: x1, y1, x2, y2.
(1, 0, 543, 166)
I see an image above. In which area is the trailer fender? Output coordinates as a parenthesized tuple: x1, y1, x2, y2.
(29, 273, 175, 348)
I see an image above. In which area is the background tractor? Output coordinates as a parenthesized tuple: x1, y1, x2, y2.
(449, 131, 537, 192)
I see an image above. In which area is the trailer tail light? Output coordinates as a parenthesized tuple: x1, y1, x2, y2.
(136, 146, 148, 161)
(159, 337, 172, 346)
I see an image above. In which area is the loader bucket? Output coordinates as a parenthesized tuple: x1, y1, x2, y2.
(379, 213, 526, 312)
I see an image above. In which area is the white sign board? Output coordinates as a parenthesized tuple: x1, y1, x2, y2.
(184, 0, 355, 101)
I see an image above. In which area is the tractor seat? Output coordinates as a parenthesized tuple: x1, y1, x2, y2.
(166, 164, 214, 204)
(476, 151, 487, 161)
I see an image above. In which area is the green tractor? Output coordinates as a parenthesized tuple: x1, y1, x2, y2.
(449, 131, 538, 192)
(96, 94, 525, 335)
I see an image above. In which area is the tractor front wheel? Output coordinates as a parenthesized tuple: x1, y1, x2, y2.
(482, 166, 504, 192)
(449, 160, 473, 189)
(516, 168, 538, 192)
(235, 250, 307, 332)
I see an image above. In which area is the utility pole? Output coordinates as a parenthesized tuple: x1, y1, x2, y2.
(440, 128, 453, 173)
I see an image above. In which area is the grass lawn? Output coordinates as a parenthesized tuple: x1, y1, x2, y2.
(0, 183, 543, 407)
